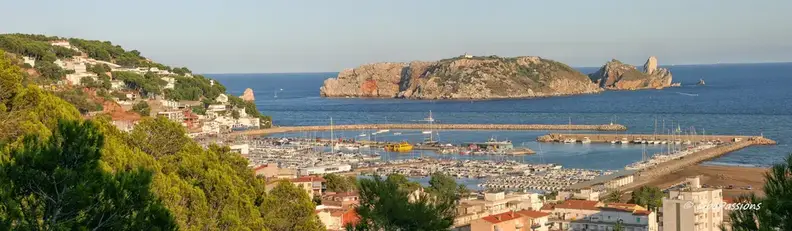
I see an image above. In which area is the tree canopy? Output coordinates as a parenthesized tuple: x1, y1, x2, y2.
(261, 181, 326, 231)
(349, 174, 458, 231)
(0, 120, 177, 230)
(728, 153, 792, 231)
(0, 50, 317, 231)
(325, 173, 358, 193)
(628, 186, 663, 210)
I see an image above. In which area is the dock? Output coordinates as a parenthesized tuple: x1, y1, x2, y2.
(538, 133, 776, 191)
(537, 133, 764, 143)
(233, 123, 628, 136)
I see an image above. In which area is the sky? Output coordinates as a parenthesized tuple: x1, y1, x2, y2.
(2, 0, 791, 73)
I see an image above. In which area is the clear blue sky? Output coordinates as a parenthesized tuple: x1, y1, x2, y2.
(2, 0, 791, 73)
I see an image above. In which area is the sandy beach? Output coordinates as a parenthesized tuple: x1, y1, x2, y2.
(642, 165, 769, 198)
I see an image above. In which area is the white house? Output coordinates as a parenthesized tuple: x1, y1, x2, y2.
(215, 94, 229, 103)
(298, 164, 352, 176)
(547, 200, 657, 231)
(22, 56, 36, 67)
(207, 104, 226, 112)
(50, 40, 78, 50)
(161, 77, 175, 89)
(110, 80, 126, 90)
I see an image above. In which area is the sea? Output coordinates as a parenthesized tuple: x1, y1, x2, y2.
(207, 63, 792, 171)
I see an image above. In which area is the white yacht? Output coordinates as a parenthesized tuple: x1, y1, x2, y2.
(581, 137, 592, 144)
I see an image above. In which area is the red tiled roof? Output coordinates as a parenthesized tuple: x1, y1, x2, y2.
(481, 211, 523, 224)
(517, 210, 550, 218)
(554, 200, 600, 211)
(541, 204, 555, 210)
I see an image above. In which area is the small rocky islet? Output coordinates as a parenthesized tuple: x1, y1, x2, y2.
(320, 55, 678, 100)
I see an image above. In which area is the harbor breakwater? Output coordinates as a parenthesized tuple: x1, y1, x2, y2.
(536, 133, 769, 143)
(623, 137, 775, 191)
(234, 123, 627, 136)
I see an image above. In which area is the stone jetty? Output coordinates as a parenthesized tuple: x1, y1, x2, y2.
(536, 133, 771, 144)
(234, 123, 628, 136)
(621, 137, 774, 191)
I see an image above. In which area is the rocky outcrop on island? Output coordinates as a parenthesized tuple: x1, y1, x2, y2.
(320, 56, 602, 99)
(241, 88, 255, 101)
(588, 56, 675, 90)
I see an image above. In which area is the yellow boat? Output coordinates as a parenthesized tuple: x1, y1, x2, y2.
(384, 141, 413, 152)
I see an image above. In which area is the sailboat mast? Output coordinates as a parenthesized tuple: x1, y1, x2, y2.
(429, 110, 434, 142)
(330, 117, 335, 153)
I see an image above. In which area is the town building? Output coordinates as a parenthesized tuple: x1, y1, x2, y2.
(253, 164, 296, 179)
(229, 144, 249, 155)
(215, 94, 229, 103)
(469, 210, 550, 231)
(546, 200, 657, 231)
(50, 40, 78, 50)
(662, 176, 724, 231)
(557, 188, 601, 201)
(22, 56, 36, 67)
(321, 191, 360, 209)
(298, 164, 352, 176)
(161, 77, 175, 89)
(316, 205, 359, 231)
(454, 191, 544, 228)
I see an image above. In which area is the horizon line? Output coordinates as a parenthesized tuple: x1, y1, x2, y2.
(200, 61, 792, 75)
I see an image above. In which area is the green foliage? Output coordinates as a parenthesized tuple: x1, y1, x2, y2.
(228, 93, 272, 127)
(111, 91, 129, 100)
(261, 181, 326, 231)
(613, 220, 625, 231)
(35, 60, 66, 80)
(190, 105, 206, 115)
(427, 172, 463, 201)
(113, 71, 163, 96)
(325, 173, 358, 193)
(0, 85, 80, 144)
(0, 34, 78, 60)
(349, 174, 456, 231)
(87, 63, 111, 74)
(0, 50, 23, 103)
(166, 75, 225, 101)
(728, 153, 792, 231)
(604, 189, 623, 203)
(172, 67, 192, 76)
(129, 117, 189, 160)
(0, 120, 177, 230)
(53, 89, 103, 114)
(132, 101, 150, 116)
(68, 38, 145, 67)
(628, 186, 663, 210)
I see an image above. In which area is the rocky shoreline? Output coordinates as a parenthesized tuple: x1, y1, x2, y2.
(320, 55, 678, 100)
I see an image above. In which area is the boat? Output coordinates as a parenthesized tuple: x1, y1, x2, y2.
(620, 138, 629, 144)
(697, 79, 705, 86)
(562, 138, 577, 143)
(610, 140, 618, 144)
(422, 131, 433, 134)
(581, 137, 591, 144)
(358, 133, 367, 137)
(376, 129, 390, 134)
(384, 142, 413, 152)
(393, 132, 402, 135)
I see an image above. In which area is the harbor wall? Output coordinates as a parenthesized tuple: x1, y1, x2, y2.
(537, 133, 763, 143)
(621, 137, 775, 191)
(234, 123, 628, 136)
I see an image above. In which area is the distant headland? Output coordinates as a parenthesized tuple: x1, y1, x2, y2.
(320, 55, 679, 100)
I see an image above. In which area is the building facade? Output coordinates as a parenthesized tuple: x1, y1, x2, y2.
(662, 177, 724, 231)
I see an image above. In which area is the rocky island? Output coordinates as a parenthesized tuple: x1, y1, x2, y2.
(588, 56, 677, 90)
(320, 55, 602, 99)
(321, 55, 678, 99)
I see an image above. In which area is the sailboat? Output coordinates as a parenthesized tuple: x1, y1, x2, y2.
(422, 110, 438, 145)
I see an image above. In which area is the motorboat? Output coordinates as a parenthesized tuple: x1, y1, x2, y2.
(581, 137, 592, 144)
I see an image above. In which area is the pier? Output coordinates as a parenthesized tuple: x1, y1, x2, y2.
(538, 133, 776, 191)
(537, 133, 766, 143)
(234, 123, 628, 136)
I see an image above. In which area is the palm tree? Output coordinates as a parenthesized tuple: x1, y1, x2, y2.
(604, 189, 622, 203)
(727, 153, 792, 230)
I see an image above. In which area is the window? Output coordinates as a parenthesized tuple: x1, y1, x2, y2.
(637, 217, 641, 223)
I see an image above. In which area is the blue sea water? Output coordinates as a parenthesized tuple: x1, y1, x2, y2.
(208, 63, 792, 168)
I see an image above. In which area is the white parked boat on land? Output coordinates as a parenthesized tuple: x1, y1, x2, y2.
(563, 138, 577, 143)
(581, 137, 591, 144)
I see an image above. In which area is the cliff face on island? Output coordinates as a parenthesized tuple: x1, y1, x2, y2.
(320, 56, 602, 99)
(588, 56, 674, 90)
